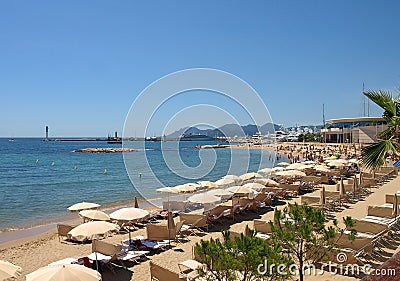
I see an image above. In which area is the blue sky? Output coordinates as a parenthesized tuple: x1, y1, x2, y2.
(1, 1, 399, 137)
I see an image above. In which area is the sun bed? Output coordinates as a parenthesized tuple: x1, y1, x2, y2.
(150, 261, 187, 281)
(122, 235, 168, 251)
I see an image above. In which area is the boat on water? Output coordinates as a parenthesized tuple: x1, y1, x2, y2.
(107, 132, 122, 144)
(9, 138, 15, 142)
(145, 136, 162, 142)
(179, 133, 215, 141)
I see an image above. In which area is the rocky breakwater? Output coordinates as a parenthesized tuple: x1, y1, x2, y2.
(73, 148, 137, 153)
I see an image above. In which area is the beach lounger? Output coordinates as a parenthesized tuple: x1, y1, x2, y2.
(57, 224, 76, 242)
(146, 223, 176, 241)
(178, 259, 204, 280)
(253, 219, 272, 234)
(179, 213, 208, 232)
(150, 261, 187, 281)
(162, 201, 187, 213)
(90, 239, 139, 274)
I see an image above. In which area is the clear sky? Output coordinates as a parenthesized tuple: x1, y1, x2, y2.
(1, 1, 399, 137)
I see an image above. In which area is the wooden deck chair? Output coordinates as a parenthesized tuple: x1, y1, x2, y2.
(367, 206, 395, 219)
(253, 219, 272, 234)
(146, 223, 176, 241)
(92, 239, 126, 274)
(150, 260, 186, 281)
(57, 224, 75, 242)
(179, 213, 208, 232)
(182, 217, 206, 236)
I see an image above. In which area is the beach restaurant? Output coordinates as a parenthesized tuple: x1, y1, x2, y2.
(321, 117, 386, 144)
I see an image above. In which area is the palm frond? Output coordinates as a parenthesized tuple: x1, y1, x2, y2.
(361, 139, 399, 169)
(364, 90, 396, 117)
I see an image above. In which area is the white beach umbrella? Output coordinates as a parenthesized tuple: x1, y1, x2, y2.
(68, 221, 119, 242)
(79, 210, 110, 221)
(67, 202, 100, 212)
(277, 162, 290, 167)
(207, 189, 233, 197)
(239, 172, 262, 181)
(197, 181, 217, 189)
(215, 178, 236, 187)
(315, 165, 331, 173)
(255, 178, 280, 187)
(26, 264, 101, 281)
(258, 167, 272, 175)
(286, 163, 307, 170)
(109, 207, 149, 222)
(156, 186, 180, 193)
(174, 183, 199, 193)
(0, 260, 21, 280)
(227, 185, 258, 198)
(222, 175, 243, 184)
(271, 166, 285, 172)
(243, 182, 267, 192)
(275, 170, 306, 177)
(188, 193, 221, 204)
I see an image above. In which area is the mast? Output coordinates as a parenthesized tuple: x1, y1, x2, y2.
(362, 82, 366, 117)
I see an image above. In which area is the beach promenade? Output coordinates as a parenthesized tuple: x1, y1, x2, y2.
(2, 158, 400, 280)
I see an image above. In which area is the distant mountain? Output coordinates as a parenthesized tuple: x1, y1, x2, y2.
(166, 123, 280, 138)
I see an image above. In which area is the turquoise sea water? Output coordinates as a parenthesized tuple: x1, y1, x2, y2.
(0, 138, 279, 231)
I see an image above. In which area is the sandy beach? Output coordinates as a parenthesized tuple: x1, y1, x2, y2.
(2, 148, 400, 281)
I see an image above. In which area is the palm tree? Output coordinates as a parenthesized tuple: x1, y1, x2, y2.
(362, 90, 400, 169)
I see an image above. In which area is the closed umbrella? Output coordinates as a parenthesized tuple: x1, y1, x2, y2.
(188, 193, 221, 204)
(134, 197, 139, 208)
(67, 202, 100, 212)
(0, 260, 21, 280)
(339, 177, 346, 203)
(79, 210, 110, 221)
(393, 194, 398, 217)
(353, 175, 359, 198)
(320, 186, 326, 206)
(167, 211, 175, 247)
(68, 221, 119, 242)
(26, 264, 101, 281)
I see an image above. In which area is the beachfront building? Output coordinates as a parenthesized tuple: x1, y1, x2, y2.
(321, 117, 386, 144)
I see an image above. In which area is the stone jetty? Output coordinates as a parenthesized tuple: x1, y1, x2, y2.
(73, 148, 137, 153)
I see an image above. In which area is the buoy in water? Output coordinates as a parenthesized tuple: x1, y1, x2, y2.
(51, 162, 55, 166)
(103, 169, 108, 174)
(139, 173, 142, 178)
(36, 159, 39, 164)
(74, 165, 78, 170)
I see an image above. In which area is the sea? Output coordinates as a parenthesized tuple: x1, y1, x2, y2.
(0, 138, 281, 232)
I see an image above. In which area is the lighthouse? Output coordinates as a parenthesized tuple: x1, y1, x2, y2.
(45, 126, 49, 141)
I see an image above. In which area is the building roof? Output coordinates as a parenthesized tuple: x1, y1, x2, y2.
(326, 117, 384, 124)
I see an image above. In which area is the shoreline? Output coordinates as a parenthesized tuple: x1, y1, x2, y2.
(0, 194, 187, 246)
